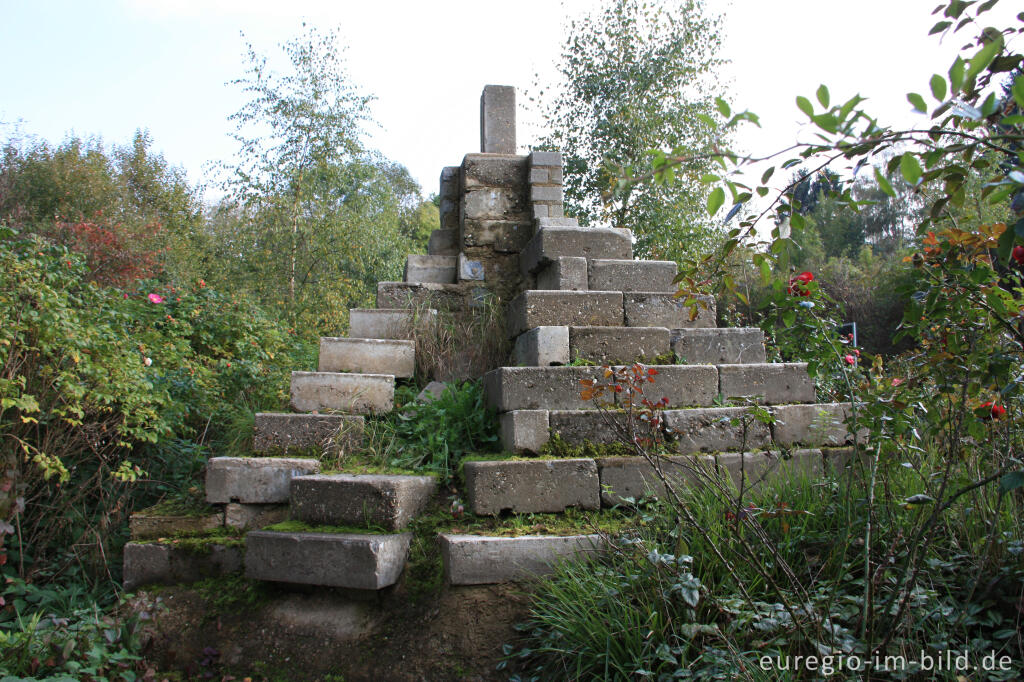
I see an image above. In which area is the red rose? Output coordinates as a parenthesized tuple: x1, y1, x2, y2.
(980, 401, 1006, 420)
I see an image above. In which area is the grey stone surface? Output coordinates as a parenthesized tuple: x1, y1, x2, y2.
(461, 218, 533, 251)
(458, 253, 486, 281)
(464, 458, 600, 515)
(588, 259, 677, 292)
(123, 542, 243, 590)
(254, 413, 364, 455)
(512, 326, 569, 366)
(224, 503, 289, 530)
(404, 254, 457, 284)
(416, 381, 447, 403)
(709, 449, 824, 489)
(480, 85, 516, 154)
(532, 204, 550, 219)
(520, 227, 632, 274)
(535, 217, 579, 228)
(670, 327, 766, 365)
(536, 257, 588, 291)
(461, 154, 526, 188)
(484, 366, 607, 411)
(623, 293, 716, 328)
(376, 281, 488, 311)
(427, 229, 459, 256)
(530, 185, 563, 203)
(663, 407, 771, 453)
(290, 474, 437, 530)
(548, 410, 626, 446)
(626, 365, 719, 408)
(528, 151, 563, 168)
(129, 512, 224, 540)
(568, 326, 670, 364)
(439, 166, 460, 198)
(318, 338, 415, 378)
(718, 363, 816, 405)
(348, 308, 436, 341)
(245, 530, 411, 590)
(290, 372, 395, 414)
(771, 403, 859, 447)
(597, 456, 700, 506)
(441, 534, 603, 585)
(463, 187, 523, 223)
(500, 410, 550, 453)
(529, 167, 548, 184)
(206, 456, 320, 504)
(506, 290, 623, 337)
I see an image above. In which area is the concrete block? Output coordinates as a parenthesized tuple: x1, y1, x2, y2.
(530, 185, 563, 203)
(245, 530, 411, 590)
(709, 449, 824, 489)
(439, 166, 460, 199)
(506, 290, 623, 337)
(718, 363, 816, 405)
(529, 167, 548, 184)
(427, 229, 459, 256)
(528, 151, 562, 168)
(550, 167, 563, 184)
(404, 254, 456, 284)
(500, 410, 550, 453)
(123, 542, 243, 590)
(290, 372, 395, 414)
(663, 407, 771, 453)
(568, 326, 670, 364)
(520, 227, 632, 275)
(513, 326, 569, 366)
(376, 282, 485, 311)
(253, 413, 364, 455)
(480, 85, 516, 154)
(623, 293, 716, 328)
(205, 456, 320, 504)
(463, 188, 522, 221)
(771, 403, 859, 447)
(458, 253, 486, 281)
(461, 153, 526, 188)
(536, 217, 579, 228)
(671, 327, 766, 365)
(548, 410, 627, 446)
(318, 338, 415, 378)
(461, 218, 532, 251)
(224, 503, 289, 530)
(588, 259, 677, 292)
(532, 204, 549, 219)
(129, 511, 224, 540)
(441, 534, 602, 585)
(536, 257, 588, 291)
(464, 458, 600, 515)
(625, 365, 719, 408)
(484, 366, 607, 412)
(348, 308, 436, 341)
(598, 456, 700, 506)
(290, 474, 437, 530)
(416, 381, 447, 403)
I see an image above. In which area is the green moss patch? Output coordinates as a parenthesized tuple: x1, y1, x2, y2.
(261, 519, 398, 535)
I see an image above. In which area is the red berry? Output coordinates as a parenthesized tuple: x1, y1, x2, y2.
(1013, 245, 1024, 265)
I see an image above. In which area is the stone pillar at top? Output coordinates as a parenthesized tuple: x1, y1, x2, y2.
(480, 85, 516, 154)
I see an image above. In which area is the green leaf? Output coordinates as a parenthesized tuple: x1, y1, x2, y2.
(706, 187, 725, 216)
(999, 470, 1024, 494)
(760, 166, 775, 184)
(929, 20, 951, 35)
(900, 154, 923, 186)
(997, 220, 1017, 262)
(816, 84, 830, 108)
(874, 167, 896, 197)
(930, 74, 947, 101)
(949, 57, 966, 93)
(715, 97, 731, 118)
(907, 92, 927, 112)
(796, 96, 814, 117)
(965, 35, 1004, 88)
(1013, 74, 1024, 109)
(790, 213, 806, 231)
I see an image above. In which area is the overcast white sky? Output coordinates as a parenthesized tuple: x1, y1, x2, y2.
(1, 0, 1016, 200)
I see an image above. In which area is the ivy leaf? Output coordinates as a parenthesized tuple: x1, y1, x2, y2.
(900, 154, 923, 186)
(706, 187, 725, 216)
(907, 92, 927, 112)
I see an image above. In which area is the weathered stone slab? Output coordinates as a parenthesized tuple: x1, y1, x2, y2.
(458, 253, 486, 281)
(718, 363, 815, 405)
(376, 281, 487, 312)
(348, 308, 436, 341)
(536, 257, 588, 291)
(245, 530, 411, 590)
(253, 413, 365, 455)
(290, 372, 395, 414)
(625, 365, 719, 408)
(568, 326, 670, 364)
(512, 326, 569, 367)
(623, 293, 716, 328)
(440, 534, 603, 585)
(129, 511, 223, 540)
(506, 290, 623, 337)
(206, 456, 320, 504)
(123, 542, 243, 590)
(484, 366, 606, 412)
(530, 185, 563, 203)
(771, 403, 859, 447)
(224, 503, 289, 530)
(427, 229, 459, 256)
(500, 410, 550, 453)
(290, 474, 437, 531)
(460, 219, 532, 251)
(464, 458, 600, 515)
(462, 187, 523, 221)
(480, 85, 516, 154)
(597, 456, 699, 506)
(670, 327, 766, 365)
(547, 410, 625, 447)
(404, 254, 457, 284)
(588, 259, 677, 292)
(663, 407, 771, 453)
(709, 449, 824, 489)
(461, 153, 527, 188)
(318, 338, 415, 378)
(520, 227, 632, 275)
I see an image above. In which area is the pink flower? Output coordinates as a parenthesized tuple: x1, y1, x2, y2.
(123, 293, 129, 299)
(148, 293, 164, 304)
(892, 378, 904, 386)
(844, 355, 856, 365)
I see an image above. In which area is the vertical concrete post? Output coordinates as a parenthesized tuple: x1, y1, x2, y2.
(480, 85, 516, 154)
(527, 151, 564, 220)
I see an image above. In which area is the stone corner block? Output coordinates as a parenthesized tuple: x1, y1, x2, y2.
(290, 474, 437, 530)
(123, 541, 243, 591)
(500, 410, 551, 453)
(440, 533, 603, 585)
(464, 458, 599, 515)
(205, 456, 320, 504)
(290, 372, 395, 414)
(718, 363, 816, 405)
(513, 326, 569, 367)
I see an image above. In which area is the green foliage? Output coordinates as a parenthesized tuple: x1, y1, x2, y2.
(535, 0, 729, 263)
